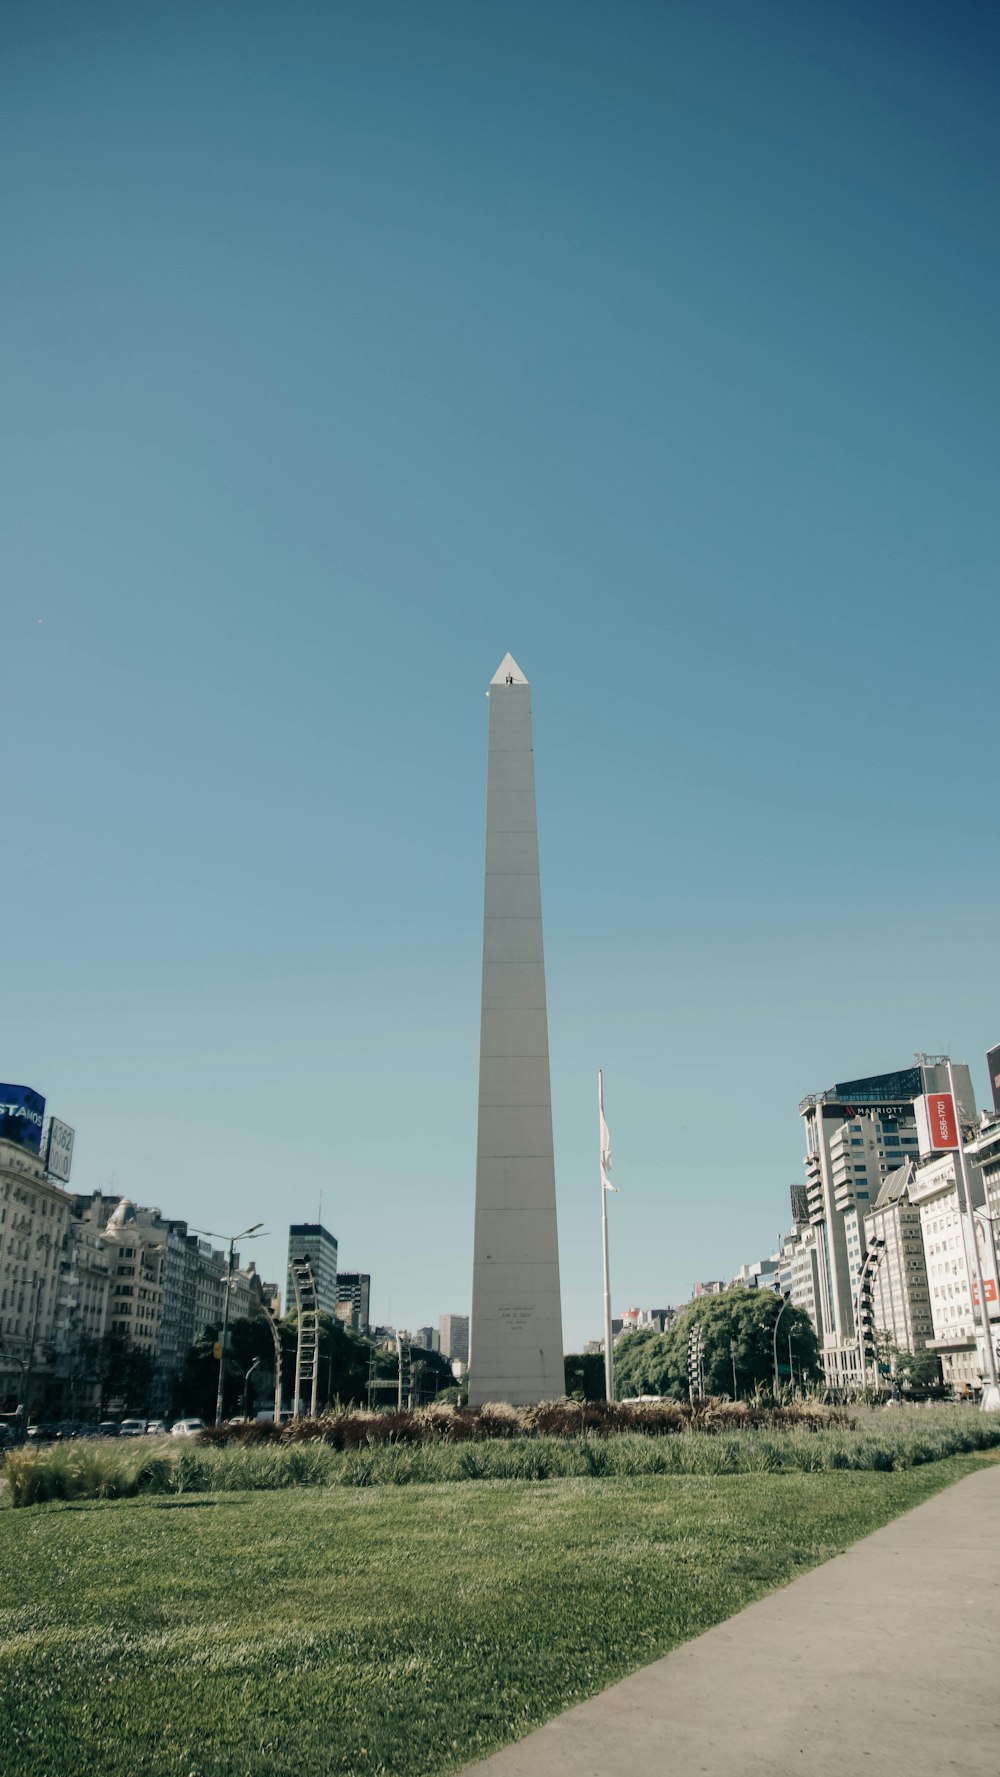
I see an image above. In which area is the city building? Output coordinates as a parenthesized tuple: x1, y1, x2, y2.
(786, 1223, 823, 1330)
(101, 1198, 165, 1362)
(57, 1205, 112, 1413)
(439, 1313, 469, 1366)
(798, 1060, 975, 1386)
(731, 1256, 780, 1291)
(335, 1271, 371, 1334)
(185, 1234, 228, 1347)
(908, 1153, 985, 1392)
(470, 655, 564, 1406)
(414, 1325, 440, 1351)
(618, 1307, 674, 1334)
(0, 1118, 72, 1416)
(692, 1281, 725, 1298)
(286, 1223, 338, 1318)
(863, 1162, 934, 1364)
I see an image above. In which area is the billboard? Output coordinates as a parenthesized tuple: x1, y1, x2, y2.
(44, 1117, 75, 1183)
(988, 1043, 1000, 1118)
(914, 1092, 959, 1156)
(0, 1085, 46, 1155)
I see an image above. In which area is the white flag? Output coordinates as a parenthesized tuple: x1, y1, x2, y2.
(599, 1071, 617, 1191)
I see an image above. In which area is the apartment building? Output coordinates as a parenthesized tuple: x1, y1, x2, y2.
(863, 1162, 934, 1362)
(798, 1061, 974, 1386)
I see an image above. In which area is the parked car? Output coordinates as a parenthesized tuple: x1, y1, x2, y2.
(146, 1420, 168, 1436)
(119, 1419, 148, 1437)
(170, 1418, 206, 1437)
(97, 1422, 121, 1438)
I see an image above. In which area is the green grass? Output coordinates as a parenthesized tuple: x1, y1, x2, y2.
(0, 1454, 990, 1777)
(5, 1406, 1000, 1505)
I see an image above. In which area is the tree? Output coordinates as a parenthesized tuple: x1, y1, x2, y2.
(898, 1348, 942, 1388)
(174, 1316, 277, 1420)
(409, 1345, 455, 1405)
(564, 1352, 609, 1401)
(96, 1333, 155, 1417)
(614, 1288, 820, 1400)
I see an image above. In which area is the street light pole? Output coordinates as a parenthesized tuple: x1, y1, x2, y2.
(191, 1222, 265, 1427)
(772, 1296, 791, 1395)
(243, 1356, 260, 1418)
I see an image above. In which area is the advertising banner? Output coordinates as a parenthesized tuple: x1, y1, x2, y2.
(0, 1085, 46, 1155)
(915, 1092, 959, 1155)
(988, 1043, 1000, 1118)
(44, 1117, 75, 1183)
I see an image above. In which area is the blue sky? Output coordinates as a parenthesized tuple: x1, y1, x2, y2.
(3, 1, 997, 1347)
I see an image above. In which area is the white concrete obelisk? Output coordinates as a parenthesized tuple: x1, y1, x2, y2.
(470, 653, 564, 1406)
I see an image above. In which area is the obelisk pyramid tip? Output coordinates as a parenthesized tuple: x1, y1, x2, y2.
(490, 653, 529, 686)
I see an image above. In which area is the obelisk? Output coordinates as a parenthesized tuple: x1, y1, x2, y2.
(469, 653, 564, 1406)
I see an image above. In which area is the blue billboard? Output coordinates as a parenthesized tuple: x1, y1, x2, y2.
(0, 1085, 46, 1155)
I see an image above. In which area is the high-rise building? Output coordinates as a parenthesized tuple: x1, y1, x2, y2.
(439, 1313, 469, 1365)
(863, 1162, 934, 1361)
(335, 1271, 370, 1334)
(470, 655, 563, 1406)
(414, 1325, 440, 1352)
(286, 1223, 338, 1318)
(798, 1061, 975, 1386)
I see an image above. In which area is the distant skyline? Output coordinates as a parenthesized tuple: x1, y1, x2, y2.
(3, 2, 997, 1347)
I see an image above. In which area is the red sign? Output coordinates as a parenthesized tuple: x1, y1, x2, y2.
(926, 1092, 959, 1150)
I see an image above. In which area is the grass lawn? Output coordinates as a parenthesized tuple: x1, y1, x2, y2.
(0, 1455, 987, 1777)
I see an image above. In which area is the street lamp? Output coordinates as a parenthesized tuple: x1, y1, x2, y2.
(190, 1222, 266, 1426)
(772, 1295, 791, 1395)
(243, 1356, 261, 1418)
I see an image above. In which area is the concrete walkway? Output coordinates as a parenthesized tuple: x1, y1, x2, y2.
(463, 1463, 1000, 1777)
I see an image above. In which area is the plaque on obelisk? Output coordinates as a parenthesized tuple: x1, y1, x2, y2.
(469, 654, 564, 1406)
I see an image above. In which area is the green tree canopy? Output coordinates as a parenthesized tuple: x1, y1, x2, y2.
(614, 1289, 820, 1401)
(564, 1352, 608, 1401)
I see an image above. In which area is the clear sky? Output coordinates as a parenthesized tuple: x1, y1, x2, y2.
(3, 1, 997, 1348)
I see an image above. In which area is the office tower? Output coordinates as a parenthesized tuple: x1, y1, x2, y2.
(286, 1223, 338, 1318)
(335, 1272, 370, 1334)
(439, 1312, 470, 1366)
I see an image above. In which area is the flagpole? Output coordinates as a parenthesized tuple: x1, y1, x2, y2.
(599, 1070, 614, 1402)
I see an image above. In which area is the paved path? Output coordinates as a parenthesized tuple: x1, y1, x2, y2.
(463, 1463, 1000, 1777)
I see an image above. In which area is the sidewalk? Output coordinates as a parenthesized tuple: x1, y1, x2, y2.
(463, 1462, 1000, 1777)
